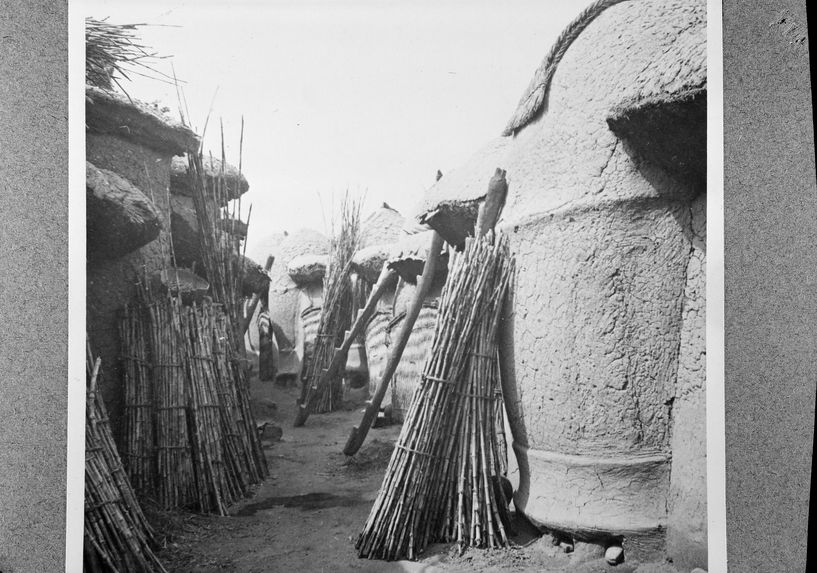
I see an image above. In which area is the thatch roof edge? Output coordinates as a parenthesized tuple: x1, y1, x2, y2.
(85, 86, 200, 155)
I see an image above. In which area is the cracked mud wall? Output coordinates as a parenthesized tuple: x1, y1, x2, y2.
(480, 0, 708, 551)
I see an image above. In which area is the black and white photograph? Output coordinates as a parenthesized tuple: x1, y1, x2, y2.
(76, 1, 715, 571)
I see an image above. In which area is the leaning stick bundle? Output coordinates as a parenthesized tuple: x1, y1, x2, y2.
(356, 234, 513, 560)
(438, 251, 514, 551)
(182, 304, 231, 515)
(213, 307, 268, 481)
(121, 302, 155, 498)
(299, 193, 362, 416)
(148, 296, 198, 509)
(84, 343, 167, 573)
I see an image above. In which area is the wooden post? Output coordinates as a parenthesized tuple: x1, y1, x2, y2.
(343, 231, 444, 455)
(294, 262, 398, 426)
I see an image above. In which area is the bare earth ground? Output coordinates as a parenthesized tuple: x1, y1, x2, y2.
(148, 376, 683, 573)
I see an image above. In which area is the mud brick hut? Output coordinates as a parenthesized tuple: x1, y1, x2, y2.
(418, 0, 706, 568)
(86, 86, 199, 438)
(350, 229, 449, 422)
(264, 229, 331, 382)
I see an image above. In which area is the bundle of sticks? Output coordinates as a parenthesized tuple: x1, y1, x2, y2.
(356, 233, 514, 560)
(298, 193, 361, 416)
(186, 125, 250, 360)
(85, 343, 167, 573)
(121, 286, 267, 514)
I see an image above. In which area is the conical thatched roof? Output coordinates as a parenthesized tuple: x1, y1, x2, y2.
(352, 244, 392, 284)
(170, 155, 250, 203)
(240, 255, 272, 297)
(86, 161, 162, 260)
(387, 230, 449, 283)
(417, 138, 512, 249)
(85, 86, 199, 155)
(359, 203, 406, 249)
(287, 254, 328, 286)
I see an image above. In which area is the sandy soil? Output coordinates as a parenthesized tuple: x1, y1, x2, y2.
(148, 377, 684, 573)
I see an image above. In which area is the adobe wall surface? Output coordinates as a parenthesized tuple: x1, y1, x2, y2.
(482, 0, 708, 548)
(667, 193, 707, 570)
(86, 133, 174, 441)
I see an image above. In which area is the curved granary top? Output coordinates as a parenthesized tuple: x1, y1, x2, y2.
(170, 154, 250, 203)
(417, 0, 706, 248)
(287, 254, 329, 286)
(387, 230, 449, 284)
(358, 203, 407, 249)
(85, 86, 199, 156)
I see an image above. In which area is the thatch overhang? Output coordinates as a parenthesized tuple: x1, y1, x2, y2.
(352, 244, 392, 284)
(417, 137, 512, 249)
(85, 86, 199, 156)
(240, 255, 271, 297)
(169, 155, 250, 204)
(359, 203, 406, 249)
(86, 161, 161, 261)
(287, 254, 328, 286)
(387, 230, 449, 284)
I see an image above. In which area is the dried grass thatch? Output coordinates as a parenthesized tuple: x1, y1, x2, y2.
(417, 139, 511, 250)
(287, 254, 329, 286)
(85, 17, 169, 92)
(352, 245, 392, 284)
(359, 203, 406, 249)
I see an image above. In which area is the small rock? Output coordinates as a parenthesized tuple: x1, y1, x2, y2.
(260, 423, 283, 442)
(690, 569, 707, 573)
(605, 545, 624, 565)
(560, 540, 574, 553)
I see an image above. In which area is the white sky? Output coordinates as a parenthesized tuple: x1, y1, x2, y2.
(84, 0, 579, 261)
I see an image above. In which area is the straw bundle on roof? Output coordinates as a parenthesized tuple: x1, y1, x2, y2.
(85, 18, 165, 92)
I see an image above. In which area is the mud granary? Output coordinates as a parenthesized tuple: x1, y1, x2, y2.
(85, 86, 267, 439)
(418, 0, 706, 568)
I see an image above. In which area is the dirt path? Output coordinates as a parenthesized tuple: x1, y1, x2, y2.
(152, 377, 682, 573)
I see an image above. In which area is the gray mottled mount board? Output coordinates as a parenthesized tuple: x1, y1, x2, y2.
(724, 0, 815, 571)
(0, 1, 69, 572)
